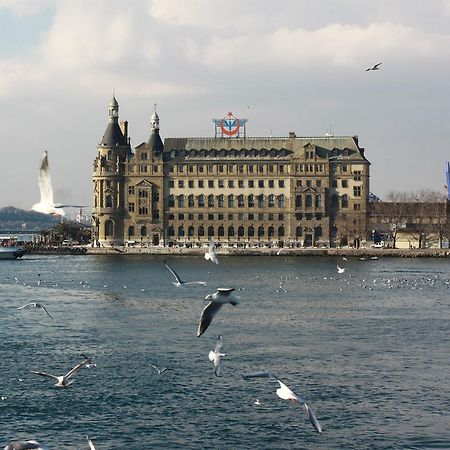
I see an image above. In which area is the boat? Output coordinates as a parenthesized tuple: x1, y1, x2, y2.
(0, 247, 25, 259)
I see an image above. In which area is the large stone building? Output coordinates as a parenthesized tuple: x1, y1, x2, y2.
(92, 97, 370, 248)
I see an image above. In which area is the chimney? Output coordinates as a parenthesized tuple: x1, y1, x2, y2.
(289, 131, 296, 138)
(120, 121, 128, 141)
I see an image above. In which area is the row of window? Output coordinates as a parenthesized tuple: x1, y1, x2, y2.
(170, 179, 286, 189)
(167, 225, 323, 238)
(168, 213, 286, 221)
(168, 194, 286, 208)
(169, 163, 286, 175)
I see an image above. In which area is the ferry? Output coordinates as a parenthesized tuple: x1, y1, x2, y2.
(0, 236, 25, 259)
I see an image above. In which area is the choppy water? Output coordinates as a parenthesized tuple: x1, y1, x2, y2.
(1, 255, 450, 449)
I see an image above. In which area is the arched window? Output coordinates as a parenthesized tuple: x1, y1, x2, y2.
(208, 226, 214, 237)
(268, 226, 274, 237)
(198, 225, 205, 237)
(295, 195, 302, 208)
(315, 195, 322, 208)
(168, 194, 175, 208)
(198, 194, 205, 207)
(228, 226, 235, 237)
(258, 226, 264, 237)
(188, 226, 195, 237)
(315, 226, 322, 237)
(296, 226, 303, 237)
(305, 194, 312, 208)
(278, 226, 285, 237)
(128, 225, 135, 236)
(278, 194, 285, 208)
(168, 226, 174, 237)
(238, 194, 244, 207)
(178, 196, 184, 208)
(218, 226, 224, 237)
(341, 194, 348, 208)
(258, 194, 264, 208)
(105, 219, 113, 236)
(238, 226, 245, 237)
(331, 226, 338, 237)
(331, 194, 339, 208)
(105, 194, 113, 208)
(218, 194, 224, 207)
(248, 194, 254, 208)
(188, 194, 194, 207)
(268, 194, 275, 207)
(228, 194, 234, 208)
(208, 194, 214, 207)
(248, 226, 255, 237)
(178, 226, 185, 237)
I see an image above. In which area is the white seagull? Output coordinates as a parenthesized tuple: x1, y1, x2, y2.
(243, 371, 322, 433)
(81, 354, 97, 368)
(17, 302, 53, 319)
(3, 441, 49, 450)
(197, 288, 240, 337)
(163, 260, 207, 287)
(366, 62, 382, 71)
(86, 436, 96, 450)
(150, 365, 171, 375)
(336, 265, 346, 274)
(31, 358, 90, 388)
(209, 335, 226, 376)
(204, 238, 219, 264)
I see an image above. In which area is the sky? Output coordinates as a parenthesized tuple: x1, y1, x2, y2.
(1, 0, 450, 211)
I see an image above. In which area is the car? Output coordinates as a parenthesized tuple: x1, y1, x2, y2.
(370, 241, 385, 248)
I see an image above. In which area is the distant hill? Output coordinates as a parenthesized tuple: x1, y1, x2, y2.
(0, 206, 61, 231)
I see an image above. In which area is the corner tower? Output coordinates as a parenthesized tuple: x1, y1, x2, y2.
(92, 96, 131, 246)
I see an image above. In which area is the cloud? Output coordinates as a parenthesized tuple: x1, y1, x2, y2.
(186, 22, 450, 70)
(0, 0, 53, 16)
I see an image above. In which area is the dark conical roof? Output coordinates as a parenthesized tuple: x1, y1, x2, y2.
(101, 122, 127, 146)
(148, 128, 163, 155)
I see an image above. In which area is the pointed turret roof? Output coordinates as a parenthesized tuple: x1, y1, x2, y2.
(100, 96, 127, 146)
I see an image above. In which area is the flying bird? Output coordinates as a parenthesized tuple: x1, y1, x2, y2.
(204, 238, 219, 264)
(86, 436, 96, 450)
(336, 265, 346, 274)
(81, 354, 97, 368)
(209, 335, 226, 376)
(3, 441, 49, 450)
(31, 150, 84, 216)
(163, 260, 207, 287)
(197, 288, 240, 337)
(17, 302, 53, 319)
(30, 357, 90, 388)
(242, 371, 322, 433)
(150, 365, 171, 375)
(366, 62, 382, 71)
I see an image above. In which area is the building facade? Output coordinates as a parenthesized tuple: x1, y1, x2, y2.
(92, 97, 370, 248)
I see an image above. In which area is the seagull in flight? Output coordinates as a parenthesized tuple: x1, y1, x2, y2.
(243, 371, 322, 433)
(198, 288, 240, 337)
(336, 265, 346, 274)
(150, 365, 171, 375)
(30, 357, 90, 388)
(204, 238, 219, 264)
(17, 302, 53, 319)
(209, 335, 226, 376)
(81, 354, 97, 368)
(366, 62, 382, 71)
(3, 441, 49, 450)
(163, 260, 207, 287)
(86, 436, 96, 450)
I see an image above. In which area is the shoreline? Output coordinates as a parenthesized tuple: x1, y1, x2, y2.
(24, 246, 450, 258)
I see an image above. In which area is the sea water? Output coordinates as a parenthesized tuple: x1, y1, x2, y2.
(1, 255, 449, 449)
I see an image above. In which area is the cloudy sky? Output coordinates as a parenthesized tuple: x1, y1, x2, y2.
(1, 0, 450, 211)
